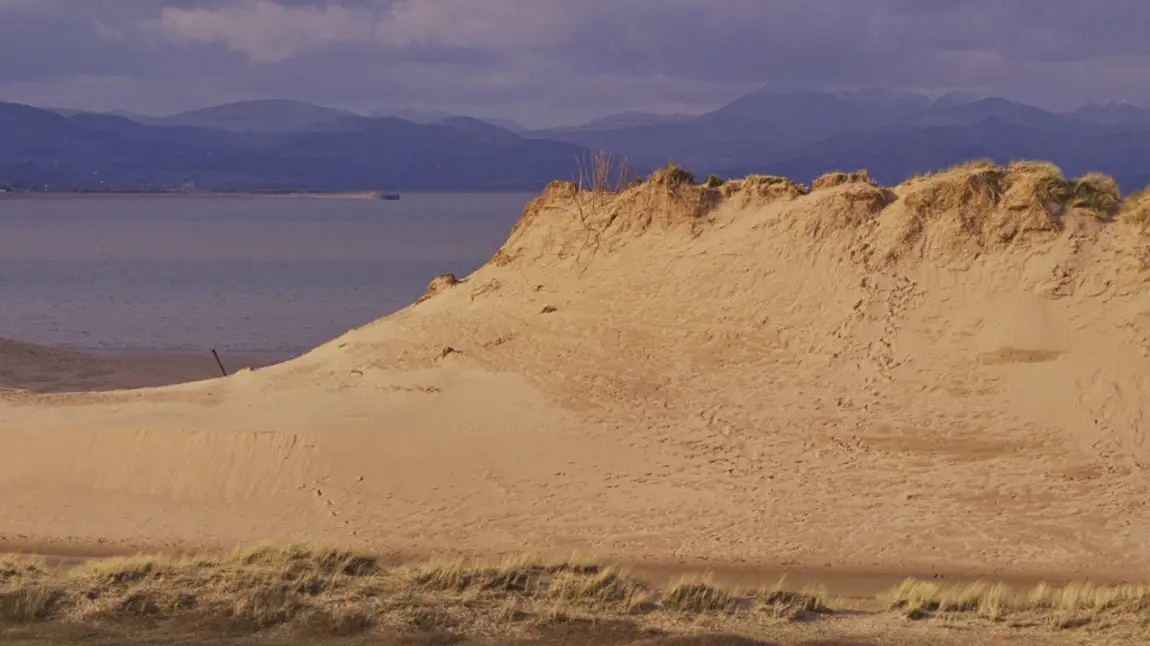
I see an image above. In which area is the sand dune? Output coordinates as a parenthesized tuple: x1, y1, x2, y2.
(2, 161, 1150, 585)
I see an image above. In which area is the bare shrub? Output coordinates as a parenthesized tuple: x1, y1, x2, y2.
(561, 150, 635, 268)
(575, 149, 634, 194)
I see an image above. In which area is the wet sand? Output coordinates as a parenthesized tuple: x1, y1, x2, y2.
(0, 340, 291, 393)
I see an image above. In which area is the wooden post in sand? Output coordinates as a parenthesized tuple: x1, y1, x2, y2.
(211, 349, 228, 377)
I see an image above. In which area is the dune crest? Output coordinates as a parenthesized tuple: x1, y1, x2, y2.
(494, 160, 1145, 272)
(2, 161, 1150, 581)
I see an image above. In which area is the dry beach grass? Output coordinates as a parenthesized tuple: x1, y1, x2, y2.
(3, 544, 1150, 644)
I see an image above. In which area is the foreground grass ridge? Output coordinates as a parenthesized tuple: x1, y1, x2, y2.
(3, 545, 1150, 640)
(0, 545, 828, 637)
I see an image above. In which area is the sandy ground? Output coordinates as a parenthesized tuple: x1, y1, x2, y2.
(3, 166, 1150, 600)
(3, 621, 1114, 646)
(4, 616, 1128, 646)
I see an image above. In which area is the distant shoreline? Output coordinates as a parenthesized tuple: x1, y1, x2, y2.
(0, 190, 390, 200)
(0, 188, 544, 199)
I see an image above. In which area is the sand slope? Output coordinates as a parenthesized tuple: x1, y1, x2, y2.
(3, 163, 1150, 581)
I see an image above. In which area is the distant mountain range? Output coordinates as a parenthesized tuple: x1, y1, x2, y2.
(366, 108, 527, 134)
(531, 89, 1150, 191)
(146, 99, 357, 133)
(7, 91, 1150, 192)
(0, 101, 581, 191)
(42, 101, 529, 135)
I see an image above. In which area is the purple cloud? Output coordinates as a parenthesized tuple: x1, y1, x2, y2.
(1, 0, 1149, 126)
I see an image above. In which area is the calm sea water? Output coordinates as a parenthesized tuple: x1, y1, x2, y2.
(0, 193, 533, 354)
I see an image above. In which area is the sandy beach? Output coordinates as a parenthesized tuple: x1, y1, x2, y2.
(3, 163, 1150, 643)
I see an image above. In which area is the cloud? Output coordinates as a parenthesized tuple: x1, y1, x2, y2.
(0, 0, 46, 10)
(154, 1, 374, 62)
(372, 0, 574, 50)
(140, 0, 1150, 91)
(4, 0, 1150, 125)
(149, 0, 576, 63)
(92, 18, 128, 42)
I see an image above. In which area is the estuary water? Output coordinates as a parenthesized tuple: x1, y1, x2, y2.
(0, 193, 533, 354)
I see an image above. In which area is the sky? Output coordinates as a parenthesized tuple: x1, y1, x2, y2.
(2, 0, 1149, 128)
